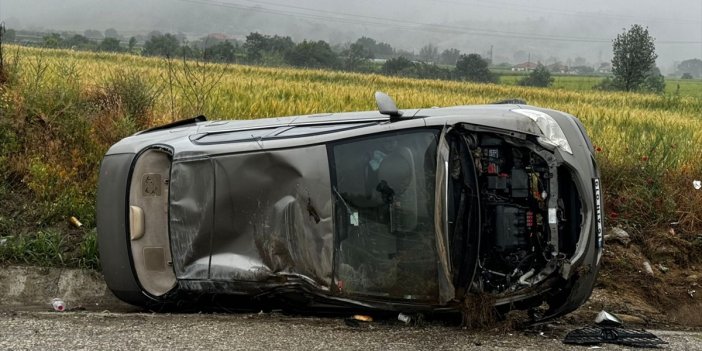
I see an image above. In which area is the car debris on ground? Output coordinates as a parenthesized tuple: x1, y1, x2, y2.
(563, 310, 667, 348)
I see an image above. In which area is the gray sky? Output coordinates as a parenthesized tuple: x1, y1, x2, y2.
(1, 0, 701, 71)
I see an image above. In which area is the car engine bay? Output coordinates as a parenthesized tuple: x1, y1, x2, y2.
(447, 128, 574, 297)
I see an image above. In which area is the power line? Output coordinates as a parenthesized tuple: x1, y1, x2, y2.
(430, 0, 702, 24)
(177, 0, 702, 45)
(180, 0, 609, 42)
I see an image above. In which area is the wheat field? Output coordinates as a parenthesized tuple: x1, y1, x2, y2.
(1, 46, 701, 267)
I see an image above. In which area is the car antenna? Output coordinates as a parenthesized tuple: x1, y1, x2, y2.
(375, 91, 404, 121)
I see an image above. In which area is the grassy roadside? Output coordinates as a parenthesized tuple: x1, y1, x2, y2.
(1, 45, 702, 272)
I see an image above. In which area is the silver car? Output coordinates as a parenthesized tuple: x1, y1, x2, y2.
(97, 93, 603, 320)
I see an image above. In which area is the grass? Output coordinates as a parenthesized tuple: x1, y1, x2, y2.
(500, 72, 702, 98)
(1, 45, 702, 268)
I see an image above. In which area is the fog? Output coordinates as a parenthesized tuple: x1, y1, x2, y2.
(1, 0, 700, 71)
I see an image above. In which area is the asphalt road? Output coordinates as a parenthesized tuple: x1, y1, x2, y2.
(0, 310, 700, 351)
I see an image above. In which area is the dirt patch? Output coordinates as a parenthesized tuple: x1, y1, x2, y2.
(0, 265, 133, 312)
(571, 226, 702, 328)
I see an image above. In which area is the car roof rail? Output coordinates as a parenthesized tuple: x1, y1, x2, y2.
(375, 91, 404, 122)
(492, 98, 527, 105)
(136, 115, 207, 135)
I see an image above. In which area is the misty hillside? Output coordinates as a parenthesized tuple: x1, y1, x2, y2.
(2, 0, 701, 71)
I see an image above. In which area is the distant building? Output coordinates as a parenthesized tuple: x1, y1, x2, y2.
(206, 33, 230, 41)
(512, 62, 538, 72)
(546, 63, 569, 74)
(597, 62, 612, 74)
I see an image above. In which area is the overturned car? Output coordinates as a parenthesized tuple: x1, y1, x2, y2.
(97, 93, 603, 320)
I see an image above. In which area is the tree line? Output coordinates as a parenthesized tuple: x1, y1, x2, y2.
(3, 25, 673, 92)
(0, 28, 549, 87)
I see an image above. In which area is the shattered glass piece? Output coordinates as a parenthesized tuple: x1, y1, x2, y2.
(563, 326, 667, 347)
(594, 310, 622, 327)
(350, 211, 359, 226)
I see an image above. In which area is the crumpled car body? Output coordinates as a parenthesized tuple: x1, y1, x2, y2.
(97, 102, 603, 320)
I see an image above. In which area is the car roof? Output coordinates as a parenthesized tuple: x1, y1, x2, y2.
(196, 104, 527, 133)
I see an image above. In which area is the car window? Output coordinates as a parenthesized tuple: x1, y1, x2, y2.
(331, 129, 440, 301)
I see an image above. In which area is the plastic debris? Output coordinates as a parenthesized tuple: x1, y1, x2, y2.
(564, 311, 666, 348)
(397, 313, 412, 324)
(344, 314, 373, 327)
(595, 310, 622, 327)
(657, 263, 669, 273)
(564, 326, 667, 347)
(51, 298, 66, 312)
(604, 226, 630, 246)
(694, 180, 702, 190)
(69, 216, 83, 228)
(642, 261, 654, 276)
(352, 315, 373, 322)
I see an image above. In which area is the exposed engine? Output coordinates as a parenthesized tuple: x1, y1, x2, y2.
(474, 135, 555, 294)
(448, 130, 562, 295)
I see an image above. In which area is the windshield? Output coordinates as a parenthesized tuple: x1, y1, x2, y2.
(331, 129, 440, 300)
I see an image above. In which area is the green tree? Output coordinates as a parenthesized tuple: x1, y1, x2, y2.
(142, 33, 181, 57)
(204, 41, 236, 62)
(128, 37, 137, 52)
(283, 40, 339, 69)
(611, 24, 658, 91)
(438, 48, 461, 65)
(382, 56, 415, 75)
(355, 37, 394, 59)
(43, 33, 64, 48)
(343, 42, 373, 71)
(83, 29, 103, 40)
(4, 28, 15, 43)
(517, 63, 553, 87)
(104, 28, 119, 39)
(413, 62, 451, 79)
(418, 44, 438, 63)
(640, 67, 665, 93)
(676, 58, 702, 78)
(99, 37, 122, 52)
(243, 32, 294, 63)
(65, 34, 94, 49)
(455, 53, 496, 83)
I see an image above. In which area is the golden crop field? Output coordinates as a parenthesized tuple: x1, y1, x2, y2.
(2, 45, 702, 266)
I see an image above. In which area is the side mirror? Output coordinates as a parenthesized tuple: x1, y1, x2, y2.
(375, 91, 403, 121)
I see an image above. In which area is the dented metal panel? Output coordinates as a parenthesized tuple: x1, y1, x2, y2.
(170, 158, 215, 280)
(169, 146, 333, 287)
